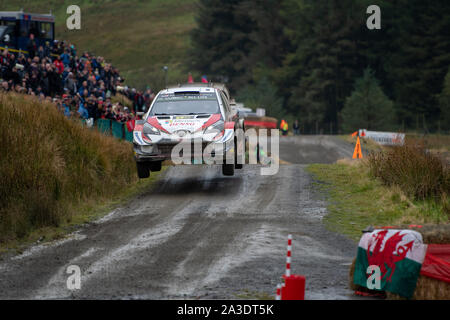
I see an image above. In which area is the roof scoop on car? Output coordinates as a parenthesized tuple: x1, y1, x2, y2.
(174, 91, 200, 95)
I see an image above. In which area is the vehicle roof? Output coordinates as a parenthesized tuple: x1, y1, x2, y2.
(168, 82, 230, 100)
(160, 86, 218, 94)
(0, 11, 55, 22)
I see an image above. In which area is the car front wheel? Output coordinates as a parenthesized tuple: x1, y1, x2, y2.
(222, 163, 235, 176)
(136, 162, 150, 178)
(149, 161, 162, 172)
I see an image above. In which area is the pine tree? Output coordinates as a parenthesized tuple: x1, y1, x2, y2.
(340, 68, 396, 132)
(236, 77, 284, 118)
(278, 0, 367, 131)
(438, 67, 450, 131)
(382, 0, 450, 129)
(240, 0, 290, 71)
(189, 0, 254, 92)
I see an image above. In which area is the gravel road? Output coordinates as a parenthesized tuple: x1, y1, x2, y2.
(0, 135, 361, 299)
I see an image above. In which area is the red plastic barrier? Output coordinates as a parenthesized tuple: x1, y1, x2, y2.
(244, 120, 277, 129)
(282, 274, 305, 300)
(420, 244, 450, 283)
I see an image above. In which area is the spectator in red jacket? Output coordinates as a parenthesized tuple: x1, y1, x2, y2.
(54, 56, 64, 74)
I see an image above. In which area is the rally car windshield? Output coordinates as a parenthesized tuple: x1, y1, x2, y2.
(149, 92, 220, 116)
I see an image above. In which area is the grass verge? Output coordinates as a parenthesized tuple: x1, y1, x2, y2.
(0, 92, 165, 253)
(2, 169, 165, 254)
(307, 160, 449, 241)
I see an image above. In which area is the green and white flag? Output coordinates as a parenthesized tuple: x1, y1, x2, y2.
(353, 229, 427, 299)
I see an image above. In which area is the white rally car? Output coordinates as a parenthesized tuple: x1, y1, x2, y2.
(133, 83, 244, 178)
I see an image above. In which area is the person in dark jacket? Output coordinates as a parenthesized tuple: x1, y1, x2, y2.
(26, 34, 37, 59)
(293, 119, 300, 135)
(86, 95, 101, 121)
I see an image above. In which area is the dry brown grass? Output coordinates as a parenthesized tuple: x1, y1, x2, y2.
(386, 276, 450, 300)
(0, 92, 137, 243)
(406, 134, 450, 152)
(368, 141, 449, 202)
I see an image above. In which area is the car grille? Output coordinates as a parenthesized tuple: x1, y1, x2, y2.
(157, 144, 175, 156)
(157, 142, 211, 157)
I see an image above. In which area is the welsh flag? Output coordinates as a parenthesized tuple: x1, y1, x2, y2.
(126, 119, 135, 132)
(353, 229, 427, 299)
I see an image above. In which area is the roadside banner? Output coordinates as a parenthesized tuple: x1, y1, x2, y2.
(124, 129, 133, 142)
(97, 119, 111, 134)
(256, 108, 266, 117)
(112, 121, 124, 139)
(358, 129, 405, 146)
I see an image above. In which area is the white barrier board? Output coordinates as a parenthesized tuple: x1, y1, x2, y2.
(256, 108, 266, 117)
(358, 129, 405, 146)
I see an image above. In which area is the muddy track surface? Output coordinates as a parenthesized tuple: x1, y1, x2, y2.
(0, 135, 363, 299)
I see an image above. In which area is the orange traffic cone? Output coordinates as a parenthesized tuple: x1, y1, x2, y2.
(352, 136, 363, 159)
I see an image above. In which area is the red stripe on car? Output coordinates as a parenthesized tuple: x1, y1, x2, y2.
(142, 134, 152, 143)
(196, 113, 222, 132)
(147, 117, 169, 133)
(202, 113, 221, 129)
(213, 130, 224, 140)
(225, 121, 234, 129)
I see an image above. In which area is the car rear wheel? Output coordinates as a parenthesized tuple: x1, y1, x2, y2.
(136, 162, 150, 178)
(256, 143, 260, 164)
(222, 163, 235, 176)
(235, 136, 243, 169)
(149, 161, 162, 172)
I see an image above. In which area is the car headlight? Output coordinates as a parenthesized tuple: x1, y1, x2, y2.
(143, 122, 160, 135)
(204, 120, 224, 135)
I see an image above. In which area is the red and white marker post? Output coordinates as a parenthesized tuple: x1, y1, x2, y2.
(285, 234, 292, 277)
(281, 234, 306, 300)
(275, 284, 281, 300)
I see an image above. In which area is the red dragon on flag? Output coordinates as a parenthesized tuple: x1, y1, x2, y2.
(354, 229, 427, 298)
(367, 230, 414, 282)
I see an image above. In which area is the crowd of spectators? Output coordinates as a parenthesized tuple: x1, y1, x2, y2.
(0, 34, 155, 126)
